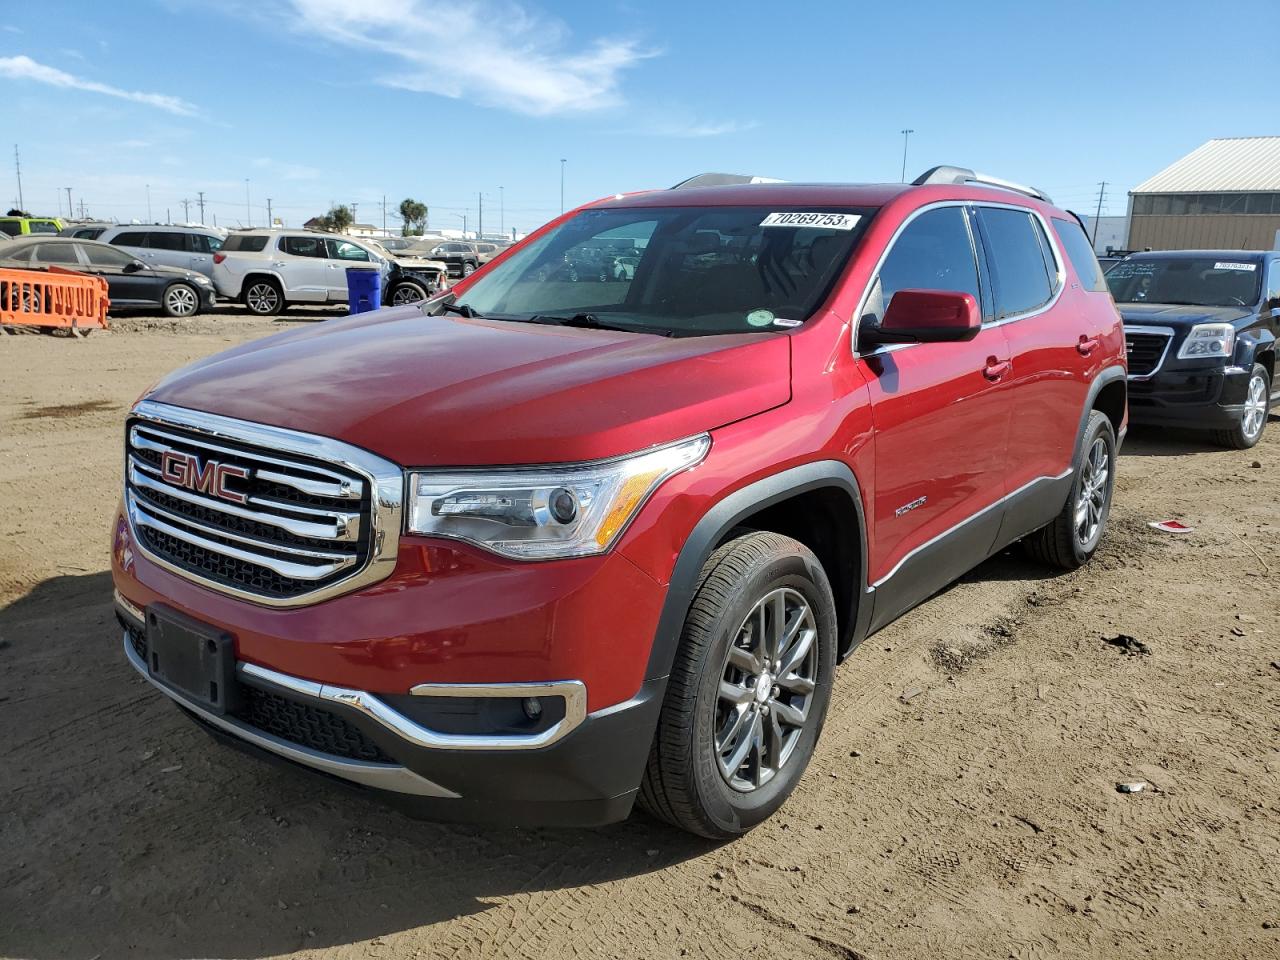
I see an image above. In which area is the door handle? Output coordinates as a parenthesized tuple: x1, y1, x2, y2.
(272, 261, 288, 268)
(983, 358, 1012, 381)
(1077, 335, 1100, 356)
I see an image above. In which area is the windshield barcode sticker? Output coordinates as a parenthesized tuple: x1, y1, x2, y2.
(760, 212, 860, 230)
(1214, 261, 1255, 271)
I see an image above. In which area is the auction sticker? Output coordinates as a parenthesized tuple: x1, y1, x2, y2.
(746, 309, 775, 327)
(760, 212, 860, 230)
(1214, 261, 1255, 271)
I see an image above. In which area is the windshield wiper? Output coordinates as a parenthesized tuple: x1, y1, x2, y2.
(438, 300, 482, 318)
(526, 313, 673, 336)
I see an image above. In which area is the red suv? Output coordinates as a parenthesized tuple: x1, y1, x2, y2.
(112, 167, 1126, 838)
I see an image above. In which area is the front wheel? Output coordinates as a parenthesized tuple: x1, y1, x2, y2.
(1212, 363, 1270, 449)
(461, 261, 476, 277)
(389, 280, 429, 306)
(638, 531, 837, 839)
(162, 282, 200, 318)
(1022, 409, 1116, 570)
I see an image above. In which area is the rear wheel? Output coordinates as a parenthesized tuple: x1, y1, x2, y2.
(639, 531, 837, 839)
(243, 278, 284, 316)
(162, 282, 200, 318)
(461, 261, 476, 277)
(1023, 410, 1116, 570)
(1212, 363, 1270, 449)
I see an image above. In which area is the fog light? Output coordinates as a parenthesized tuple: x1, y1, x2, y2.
(522, 696, 543, 720)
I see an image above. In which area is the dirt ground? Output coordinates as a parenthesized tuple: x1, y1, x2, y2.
(2, 311, 1278, 960)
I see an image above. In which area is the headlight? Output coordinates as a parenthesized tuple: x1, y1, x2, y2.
(407, 435, 710, 559)
(192, 275, 212, 285)
(1177, 323, 1235, 360)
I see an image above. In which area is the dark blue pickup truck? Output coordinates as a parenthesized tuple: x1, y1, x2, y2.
(1109, 250, 1279, 448)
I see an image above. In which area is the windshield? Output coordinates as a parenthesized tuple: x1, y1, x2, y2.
(449, 205, 874, 336)
(1107, 257, 1261, 308)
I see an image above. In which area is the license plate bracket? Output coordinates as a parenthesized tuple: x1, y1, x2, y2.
(145, 606, 240, 714)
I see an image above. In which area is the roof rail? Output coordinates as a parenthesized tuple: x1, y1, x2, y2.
(670, 172, 787, 190)
(912, 166, 1052, 204)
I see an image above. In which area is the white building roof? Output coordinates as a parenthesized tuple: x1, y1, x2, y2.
(1133, 137, 1280, 194)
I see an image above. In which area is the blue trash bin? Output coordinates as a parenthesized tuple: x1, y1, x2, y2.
(345, 267, 382, 314)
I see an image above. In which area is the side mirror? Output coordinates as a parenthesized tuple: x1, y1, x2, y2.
(124, 260, 145, 273)
(862, 289, 980, 347)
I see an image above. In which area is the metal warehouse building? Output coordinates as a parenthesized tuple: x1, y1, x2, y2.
(1128, 136, 1280, 251)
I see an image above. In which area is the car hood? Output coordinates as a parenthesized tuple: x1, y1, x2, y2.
(145, 306, 792, 466)
(391, 255, 447, 271)
(1118, 303, 1253, 329)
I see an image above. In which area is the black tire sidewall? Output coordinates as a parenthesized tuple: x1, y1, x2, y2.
(1070, 412, 1116, 563)
(687, 546, 837, 835)
(391, 280, 428, 305)
(1238, 364, 1270, 447)
(162, 283, 197, 318)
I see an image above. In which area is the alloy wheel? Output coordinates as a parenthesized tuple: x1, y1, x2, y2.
(246, 283, 279, 314)
(1242, 372, 1268, 441)
(715, 587, 818, 792)
(1074, 437, 1110, 547)
(166, 285, 198, 317)
(391, 284, 425, 306)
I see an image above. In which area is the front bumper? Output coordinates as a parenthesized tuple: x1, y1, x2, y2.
(1127, 364, 1252, 429)
(117, 594, 664, 826)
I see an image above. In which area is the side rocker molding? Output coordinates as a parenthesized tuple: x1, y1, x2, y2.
(643, 460, 871, 682)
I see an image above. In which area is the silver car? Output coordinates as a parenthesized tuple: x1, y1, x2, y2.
(98, 225, 228, 279)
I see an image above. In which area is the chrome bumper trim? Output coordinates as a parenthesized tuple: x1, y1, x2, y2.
(118, 624, 458, 799)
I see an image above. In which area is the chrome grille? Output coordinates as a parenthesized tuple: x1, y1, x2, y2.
(125, 401, 402, 607)
(1123, 325, 1174, 379)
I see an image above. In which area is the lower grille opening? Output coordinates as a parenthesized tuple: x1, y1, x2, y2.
(232, 684, 395, 764)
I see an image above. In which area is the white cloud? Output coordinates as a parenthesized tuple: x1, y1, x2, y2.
(0, 55, 198, 116)
(252, 157, 322, 181)
(286, 0, 653, 116)
(649, 118, 760, 138)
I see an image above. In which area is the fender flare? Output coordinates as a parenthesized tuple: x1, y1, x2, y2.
(1238, 327, 1277, 373)
(643, 460, 871, 681)
(1076, 363, 1127, 456)
(239, 270, 287, 299)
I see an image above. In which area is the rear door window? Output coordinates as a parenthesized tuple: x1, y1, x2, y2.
(31, 242, 82, 265)
(280, 236, 326, 258)
(977, 207, 1055, 318)
(147, 231, 190, 251)
(112, 231, 148, 247)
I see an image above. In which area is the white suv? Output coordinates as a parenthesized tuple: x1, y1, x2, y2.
(212, 229, 394, 315)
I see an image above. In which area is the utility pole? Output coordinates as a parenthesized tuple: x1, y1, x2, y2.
(478, 191, 483, 238)
(560, 159, 566, 214)
(244, 179, 251, 227)
(380, 194, 387, 234)
(197, 191, 206, 225)
(499, 186, 504, 237)
(900, 129, 914, 182)
(1091, 181, 1108, 246)
(266, 197, 273, 226)
(146, 183, 152, 222)
(78, 199, 86, 218)
(181, 198, 191, 222)
(65, 187, 73, 219)
(13, 144, 23, 211)
(166, 207, 171, 225)
(350, 201, 358, 224)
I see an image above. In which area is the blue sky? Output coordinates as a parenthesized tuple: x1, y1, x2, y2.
(0, 0, 1272, 234)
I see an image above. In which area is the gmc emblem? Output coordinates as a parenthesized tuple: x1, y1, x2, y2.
(160, 450, 249, 504)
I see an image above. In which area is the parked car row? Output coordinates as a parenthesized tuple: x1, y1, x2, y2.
(0, 224, 456, 317)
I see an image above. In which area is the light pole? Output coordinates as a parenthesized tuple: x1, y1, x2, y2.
(499, 185, 504, 237)
(900, 129, 914, 182)
(455, 212, 467, 236)
(560, 158, 566, 215)
(244, 178, 251, 227)
(64, 187, 72, 219)
(145, 183, 152, 222)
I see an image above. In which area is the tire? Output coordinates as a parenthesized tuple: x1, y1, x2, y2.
(1022, 410, 1116, 570)
(1211, 363, 1270, 449)
(242, 278, 284, 316)
(389, 280, 429, 306)
(162, 282, 200, 318)
(638, 531, 837, 839)
(461, 261, 476, 277)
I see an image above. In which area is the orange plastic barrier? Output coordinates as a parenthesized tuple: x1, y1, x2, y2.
(0, 264, 110, 334)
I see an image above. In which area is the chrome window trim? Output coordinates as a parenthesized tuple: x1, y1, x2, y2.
(853, 199, 1068, 359)
(127, 399, 403, 608)
(870, 468, 1073, 589)
(1121, 324, 1175, 382)
(119, 628, 457, 798)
